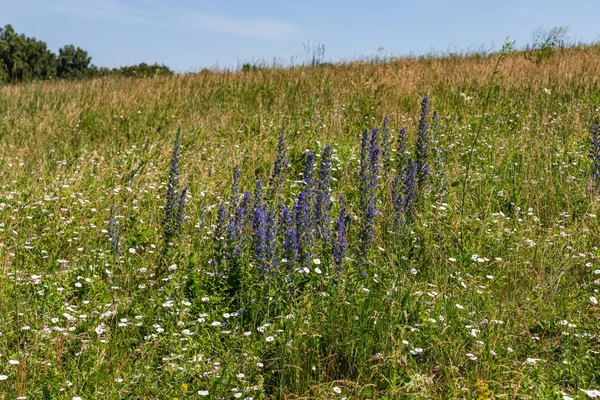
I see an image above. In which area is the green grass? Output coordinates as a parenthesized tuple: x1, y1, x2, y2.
(0, 45, 599, 399)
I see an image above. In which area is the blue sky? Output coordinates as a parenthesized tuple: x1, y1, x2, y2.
(2, 0, 599, 71)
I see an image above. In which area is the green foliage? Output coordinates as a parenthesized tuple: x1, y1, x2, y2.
(525, 26, 570, 64)
(241, 63, 261, 73)
(0, 24, 173, 84)
(0, 24, 57, 83)
(57, 45, 91, 79)
(114, 62, 173, 78)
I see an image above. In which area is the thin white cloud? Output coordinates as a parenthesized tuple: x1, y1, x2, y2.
(181, 12, 300, 39)
(23, 0, 300, 39)
(34, 0, 159, 26)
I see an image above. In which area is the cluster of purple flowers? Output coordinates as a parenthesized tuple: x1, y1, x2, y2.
(155, 98, 445, 291)
(162, 130, 188, 244)
(251, 180, 269, 271)
(415, 96, 431, 196)
(207, 136, 339, 281)
(269, 134, 290, 191)
(224, 173, 251, 290)
(315, 146, 333, 243)
(390, 96, 446, 230)
(359, 128, 380, 267)
(208, 98, 442, 286)
(393, 159, 417, 230)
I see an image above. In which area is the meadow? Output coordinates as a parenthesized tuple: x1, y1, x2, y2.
(0, 44, 599, 399)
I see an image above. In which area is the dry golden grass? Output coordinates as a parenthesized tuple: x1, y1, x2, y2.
(3, 46, 598, 191)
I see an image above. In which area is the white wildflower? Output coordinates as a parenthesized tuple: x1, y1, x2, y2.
(580, 389, 600, 398)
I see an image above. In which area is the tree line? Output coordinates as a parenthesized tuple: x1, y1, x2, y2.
(0, 24, 173, 84)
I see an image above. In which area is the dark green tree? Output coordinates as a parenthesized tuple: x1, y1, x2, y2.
(0, 24, 57, 83)
(115, 62, 173, 77)
(57, 44, 91, 79)
(0, 24, 173, 84)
